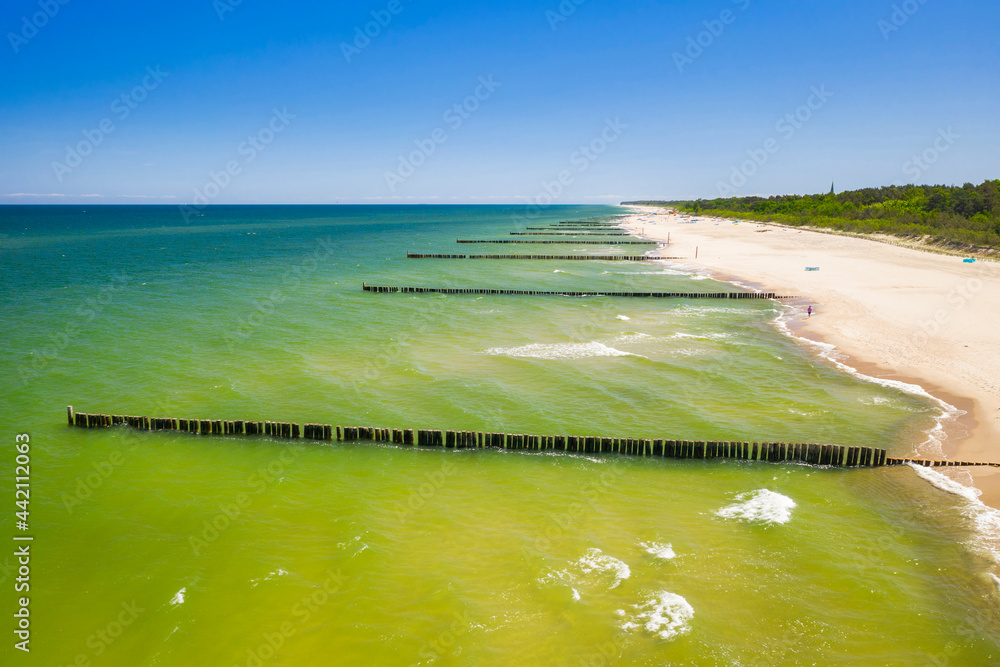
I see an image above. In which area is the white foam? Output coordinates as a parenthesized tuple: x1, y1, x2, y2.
(859, 396, 891, 406)
(640, 541, 676, 560)
(670, 305, 754, 318)
(541, 548, 631, 597)
(908, 464, 1000, 567)
(620, 591, 694, 641)
(668, 332, 743, 345)
(484, 342, 636, 360)
(251, 569, 289, 588)
(716, 489, 796, 525)
(601, 268, 699, 277)
(670, 348, 707, 358)
(337, 534, 370, 557)
(616, 314, 631, 321)
(612, 332, 653, 343)
(170, 588, 186, 606)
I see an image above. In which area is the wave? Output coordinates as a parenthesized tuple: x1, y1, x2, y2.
(611, 332, 654, 343)
(540, 548, 631, 597)
(670, 305, 761, 318)
(483, 342, 638, 360)
(619, 591, 694, 641)
(716, 489, 796, 525)
(908, 465, 1000, 570)
(250, 568, 289, 588)
(668, 331, 746, 345)
(639, 541, 676, 560)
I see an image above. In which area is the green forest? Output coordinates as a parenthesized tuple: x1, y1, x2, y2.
(627, 180, 1000, 251)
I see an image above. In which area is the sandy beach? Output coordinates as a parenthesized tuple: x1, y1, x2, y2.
(622, 206, 1000, 508)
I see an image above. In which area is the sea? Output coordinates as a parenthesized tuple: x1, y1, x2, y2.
(1, 204, 999, 665)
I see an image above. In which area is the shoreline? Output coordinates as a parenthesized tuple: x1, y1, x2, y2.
(619, 205, 1000, 510)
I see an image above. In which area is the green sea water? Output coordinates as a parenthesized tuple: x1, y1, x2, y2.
(1, 205, 999, 665)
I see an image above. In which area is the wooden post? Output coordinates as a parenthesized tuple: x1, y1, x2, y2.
(820, 445, 832, 465)
(67, 405, 74, 426)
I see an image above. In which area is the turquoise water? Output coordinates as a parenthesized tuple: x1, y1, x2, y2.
(1, 205, 999, 665)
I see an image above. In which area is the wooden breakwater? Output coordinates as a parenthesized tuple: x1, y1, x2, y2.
(406, 253, 670, 261)
(63, 407, 878, 467)
(510, 232, 632, 236)
(526, 227, 621, 230)
(65, 406, 1000, 469)
(456, 239, 652, 245)
(362, 284, 784, 299)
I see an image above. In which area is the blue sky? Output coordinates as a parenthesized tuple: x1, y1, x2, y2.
(0, 0, 997, 204)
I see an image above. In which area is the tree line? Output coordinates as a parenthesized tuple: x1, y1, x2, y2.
(625, 179, 1000, 250)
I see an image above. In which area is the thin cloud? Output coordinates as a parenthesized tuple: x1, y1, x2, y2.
(1, 193, 176, 200)
(1, 193, 103, 198)
(118, 195, 177, 199)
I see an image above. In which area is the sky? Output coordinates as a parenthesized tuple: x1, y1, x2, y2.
(0, 0, 997, 205)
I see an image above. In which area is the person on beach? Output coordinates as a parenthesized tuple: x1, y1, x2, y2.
(807, 306, 813, 318)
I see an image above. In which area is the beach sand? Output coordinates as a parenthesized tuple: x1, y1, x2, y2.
(622, 206, 1000, 508)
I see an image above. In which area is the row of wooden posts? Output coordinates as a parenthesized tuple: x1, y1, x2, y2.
(406, 253, 670, 261)
(66, 407, 1000, 469)
(510, 232, 631, 236)
(456, 239, 652, 245)
(555, 224, 620, 227)
(361, 284, 785, 299)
